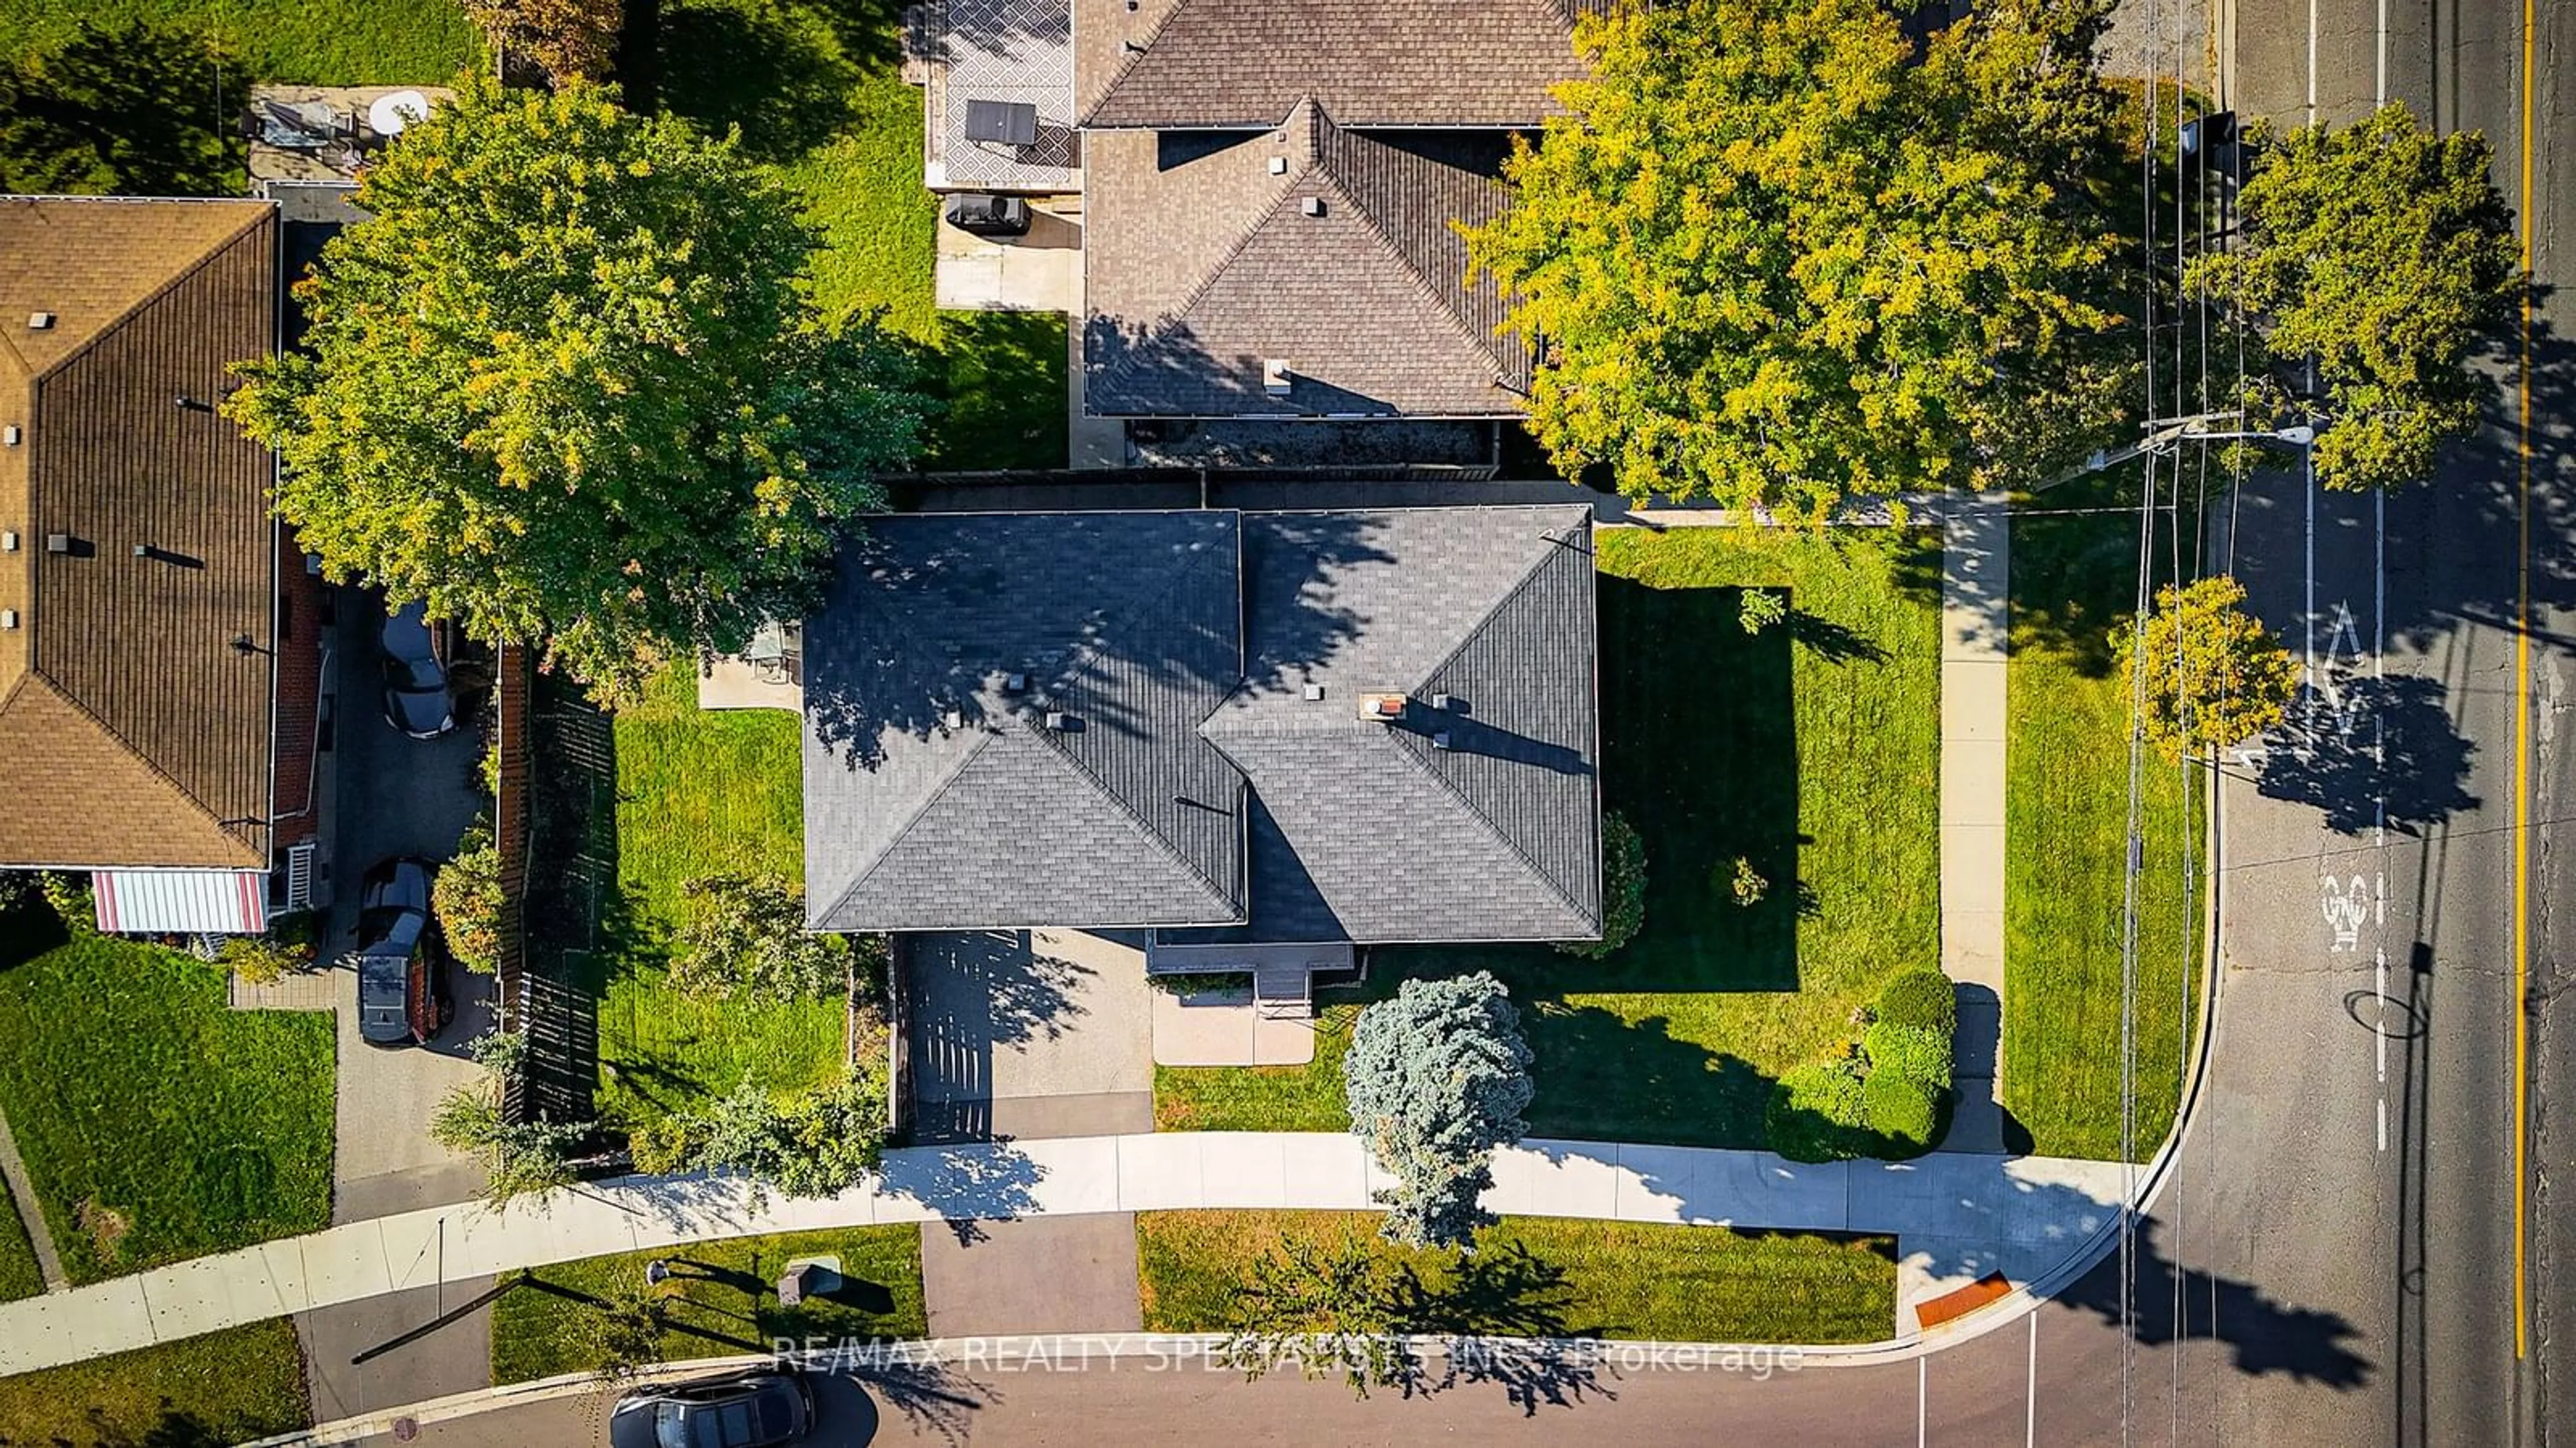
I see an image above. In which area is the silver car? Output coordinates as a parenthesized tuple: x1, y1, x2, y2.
(609, 1369, 814, 1448)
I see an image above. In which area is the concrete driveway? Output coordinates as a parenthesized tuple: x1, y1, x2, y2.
(906, 929, 1153, 1141)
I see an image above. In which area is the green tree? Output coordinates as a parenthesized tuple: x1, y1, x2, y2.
(670, 874, 853, 1002)
(2122, 576, 2301, 763)
(0, 20, 241, 197)
(429, 1078, 590, 1207)
(433, 825, 508, 975)
(2185, 103, 2520, 491)
(1344, 974, 1534, 1248)
(1462, 0, 2122, 514)
(225, 77, 926, 703)
(685, 1066, 890, 1200)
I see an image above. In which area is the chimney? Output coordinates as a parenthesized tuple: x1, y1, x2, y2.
(1356, 691, 1407, 722)
(1263, 358, 1292, 395)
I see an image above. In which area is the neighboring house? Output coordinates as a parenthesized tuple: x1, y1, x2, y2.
(916, 0, 1597, 429)
(0, 196, 323, 935)
(800, 503, 1601, 996)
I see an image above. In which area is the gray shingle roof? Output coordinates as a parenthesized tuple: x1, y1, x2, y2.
(1083, 103, 1528, 419)
(802, 504, 1600, 943)
(1075, 0, 1596, 128)
(804, 511, 1246, 931)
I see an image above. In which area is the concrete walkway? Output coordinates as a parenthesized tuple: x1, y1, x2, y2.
(0, 1103, 66, 1292)
(1938, 495, 2011, 1154)
(0, 1133, 2122, 1377)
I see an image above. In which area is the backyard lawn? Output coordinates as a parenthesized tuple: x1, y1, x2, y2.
(1137, 1211, 1898, 1345)
(0, 1318, 308, 1445)
(491, 1226, 926, 1384)
(0, 0, 477, 84)
(0, 916, 333, 1283)
(596, 668, 845, 1132)
(2006, 509, 2204, 1160)
(654, 0, 1067, 470)
(1158, 527, 1943, 1147)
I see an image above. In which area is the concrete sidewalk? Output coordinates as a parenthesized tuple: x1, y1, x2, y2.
(1938, 494, 2011, 1154)
(0, 1134, 2122, 1378)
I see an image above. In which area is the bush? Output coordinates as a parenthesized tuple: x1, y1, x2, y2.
(0, 870, 36, 916)
(434, 826, 508, 974)
(1873, 969, 1957, 1036)
(40, 872, 95, 933)
(1729, 856, 1768, 908)
(671, 874, 849, 1002)
(1861, 1069, 1939, 1154)
(1557, 811, 1647, 959)
(217, 933, 315, 986)
(1863, 1021, 1953, 1092)
(1766, 1055, 1871, 1163)
(685, 1065, 890, 1200)
(1147, 970, 1252, 996)
(1738, 587, 1786, 634)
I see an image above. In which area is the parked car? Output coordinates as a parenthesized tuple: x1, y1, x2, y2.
(352, 858, 452, 1047)
(608, 1368, 814, 1448)
(944, 192, 1030, 238)
(380, 600, 455, 738)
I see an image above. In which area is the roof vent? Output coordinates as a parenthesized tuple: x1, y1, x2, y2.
(1268, 155, 1287, 175)
(1300, 195, 1325, 217)
(2, 424, 18, 446)
(1301, 682, 1325, 702)
(1432, 731, 1452, 751)
(1263, 358, 1292, 395)
(1044, 710, 1079, 731)
(1, 531, 15, 552)
(1357, 691, 1407, 722)
(44, 533, 71, 554)
(1003, 671, 1028, 693)
(26, 311, 52, 331)
(1431, 692, 1454, 711)
(0, 610, 15, 629)
(942, 707, 964, 730)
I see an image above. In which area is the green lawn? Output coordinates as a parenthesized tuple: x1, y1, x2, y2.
(0, 918, 333, 1283)
(2005, 509, 2204, 1160)
(1158, 527, 1943, 1147)
(597, 668, 844, 1132)
(0, 1187, 41, 1302)
(491, 1227, 926, 1384)
(0, 1318, 308, 1445)
(0, 0, 478, 83)
(657, 0, 1067, 470)
(1138, 1211, 1898, 1345)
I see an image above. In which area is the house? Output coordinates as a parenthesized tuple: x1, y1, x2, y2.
(0, 197, 323, 935)
(800, 503, 1601, 990)
(915, 0, 1597, 439)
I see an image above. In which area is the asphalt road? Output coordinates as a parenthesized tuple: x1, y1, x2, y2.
(365, 1, 2570, 1443)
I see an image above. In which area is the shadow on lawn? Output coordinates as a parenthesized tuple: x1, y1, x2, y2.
(650, 0, 903, 162)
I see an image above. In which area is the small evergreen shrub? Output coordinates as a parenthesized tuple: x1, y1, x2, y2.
(1874, 969, 1957, 1036)
(1558, 811, 1646, 959)
(1861, 1069, 1939, 1153)
(1863, 1021, 1953, 1092)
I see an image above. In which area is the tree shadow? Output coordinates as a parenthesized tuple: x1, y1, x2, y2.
(912, 312, 1070, 471)
(653, 0, 869, 161)
(1786, 609, 1887, 664)
(0, 19, 244, 197)
(2251, 672, 2479, 835)
(875, 1140, 1046, 1226)
(1517, 1004, 1776, 1149)
(2055, 1215, 2374, 1389)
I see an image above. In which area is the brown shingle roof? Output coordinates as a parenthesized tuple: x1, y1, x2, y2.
(1083, 103, 1529, 418)
(1077, 0, 1596, 128)
(0, 197, 280, 870)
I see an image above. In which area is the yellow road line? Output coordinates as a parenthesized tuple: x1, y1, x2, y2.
(2513, 0, 2536, 1364)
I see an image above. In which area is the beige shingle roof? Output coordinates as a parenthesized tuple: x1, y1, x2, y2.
(0, 197, 279, 870)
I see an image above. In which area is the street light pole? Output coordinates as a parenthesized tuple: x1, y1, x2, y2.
(2038, 415, 2316, 492)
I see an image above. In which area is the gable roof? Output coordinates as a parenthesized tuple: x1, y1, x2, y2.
(1083, 103, 1529, 419)
(802, 504, 1601, 944)
(1076, 0, 1601, 128)
(0, 197, 280, 870)
(804, 511, 1246, 931)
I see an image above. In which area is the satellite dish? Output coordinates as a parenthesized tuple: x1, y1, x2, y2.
(368, 90, 433, 136)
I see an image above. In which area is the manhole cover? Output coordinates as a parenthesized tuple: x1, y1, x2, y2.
(392, 1418, 419, 1441)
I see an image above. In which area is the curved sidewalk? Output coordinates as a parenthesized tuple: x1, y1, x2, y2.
(0, 1134, 2121, 1378)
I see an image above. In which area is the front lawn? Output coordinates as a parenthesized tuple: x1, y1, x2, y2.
(0, 917, 333, 1283)
(1157, 527, 1943, 1147)
(0, 1318, 309, 1445)
(1137, 1211, 1898, 1345)
(2005, 509, 2204, 1159)
(491, 1226, 926, 1384)
(596, 668, 845, 1132)
(654, 0, 1067, 470)
(0, 0, 478, 84)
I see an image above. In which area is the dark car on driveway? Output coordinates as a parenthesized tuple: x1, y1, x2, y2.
(352, 858, 452, 1047)
(380, 600, 456, 739)
(610, 1369, 814, 1448)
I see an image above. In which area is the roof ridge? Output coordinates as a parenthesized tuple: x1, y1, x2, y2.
(1405, 510, 1589, 695)
(1079, 0, 1204, 127)
(814, 724, 1001, 926)
(1313, 124, 1521, 379)
(1027, 729, 1239, 912)
(1381, 721, 1595, 930)
(23, 202, 270, 385)
(5, 673, 261, 862)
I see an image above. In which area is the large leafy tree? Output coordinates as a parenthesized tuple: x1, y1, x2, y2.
(1464, 0, 2125, 514)
(2185, 103, 2520, 491)
(1344, 973, 1534, 1249)
(2122, 576, 2301, 763)
(0, 19, 241, 196)
(227, 78, 926, 703)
